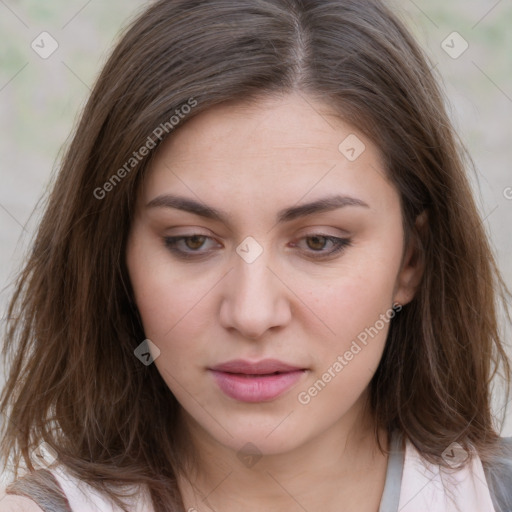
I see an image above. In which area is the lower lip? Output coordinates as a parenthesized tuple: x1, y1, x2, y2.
(209, 370, 305, 402)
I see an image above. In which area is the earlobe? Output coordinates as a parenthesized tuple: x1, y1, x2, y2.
(393, 210, 428, 306)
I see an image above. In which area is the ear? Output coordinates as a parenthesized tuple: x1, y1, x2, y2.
(393, 211, 428, 307)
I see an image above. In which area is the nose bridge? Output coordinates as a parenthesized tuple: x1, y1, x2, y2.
(233, 234, 274, 296)
(219, 242, 290, 338)
(235, 250, 272, 298)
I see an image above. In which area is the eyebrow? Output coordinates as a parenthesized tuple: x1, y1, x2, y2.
(146, 193, 369, 223)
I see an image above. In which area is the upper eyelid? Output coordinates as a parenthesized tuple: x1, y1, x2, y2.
(164, 233, 349, 243)
(163, 226, 351, 238)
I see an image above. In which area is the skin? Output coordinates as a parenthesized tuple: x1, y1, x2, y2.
(126, 92, 423, 512)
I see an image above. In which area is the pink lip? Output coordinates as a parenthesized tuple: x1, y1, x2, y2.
(209, 359, 307, 402)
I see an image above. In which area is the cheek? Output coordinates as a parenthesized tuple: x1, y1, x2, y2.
(294, 236, 402, 392)
(126, 233, 221, 384)
(127, 229, 206, 336)
(295, 277, 397, 416)
(304, 283, 393, 382)
(302, 242, 401, 339)
(127, 254, 212, 407)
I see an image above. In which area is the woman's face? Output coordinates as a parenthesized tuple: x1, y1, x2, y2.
(126, 92, 421, 456)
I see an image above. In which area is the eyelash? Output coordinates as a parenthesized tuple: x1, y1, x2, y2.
(163, 234, 352, 260)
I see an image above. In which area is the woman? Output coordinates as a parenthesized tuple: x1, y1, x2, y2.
(1, 0, 511, 511)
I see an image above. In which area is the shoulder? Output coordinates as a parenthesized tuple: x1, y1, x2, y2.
(0, 493, 45, 512)
(51, 465, 155, 512)
(2, 465, 154, 512)
(0, 468, 71, 512)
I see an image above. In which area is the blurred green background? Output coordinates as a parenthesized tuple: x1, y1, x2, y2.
(0, 0, 511, 434)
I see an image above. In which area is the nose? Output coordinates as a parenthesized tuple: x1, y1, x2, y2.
(219, 248, 292, 340)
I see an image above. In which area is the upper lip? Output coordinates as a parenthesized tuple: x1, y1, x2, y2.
(210, 359, 305, 375)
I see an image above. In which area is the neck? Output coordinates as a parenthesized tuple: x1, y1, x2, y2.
(177, 400, 390, 512)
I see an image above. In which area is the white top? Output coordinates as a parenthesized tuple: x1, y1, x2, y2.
(396, 439, 496, 511)
(49, 465, 154, 512)
(2, 434, 499, 512)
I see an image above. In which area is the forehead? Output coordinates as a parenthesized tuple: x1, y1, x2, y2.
(141, 92, 396, 215)
(155, 93, 368, 164)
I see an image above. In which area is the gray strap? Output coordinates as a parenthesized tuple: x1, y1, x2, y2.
(482, 437, 512, 512)
(378, 430, 404, 512)
(6, 468, 73, 512)
(378, 433, 512, 512)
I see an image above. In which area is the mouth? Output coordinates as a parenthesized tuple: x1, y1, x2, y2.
(208, 359, 307, 402)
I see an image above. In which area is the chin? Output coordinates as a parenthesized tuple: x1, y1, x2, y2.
(224, 416, 310, 454)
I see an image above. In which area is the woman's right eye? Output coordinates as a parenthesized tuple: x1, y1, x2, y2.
(163, 235, 220, 258)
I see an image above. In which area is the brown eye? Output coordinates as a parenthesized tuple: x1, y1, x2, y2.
(292, 234, 352, 259)
(185, 235, 207, 250)
(306, 235, 328, 251)
(163, 235, 220, 259)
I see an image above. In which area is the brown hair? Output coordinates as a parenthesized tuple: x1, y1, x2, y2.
(1, 0, 510, 510)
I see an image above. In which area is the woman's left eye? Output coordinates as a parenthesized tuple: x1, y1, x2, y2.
(291, 235, 352, 258)
(163, 234, 351, 259)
